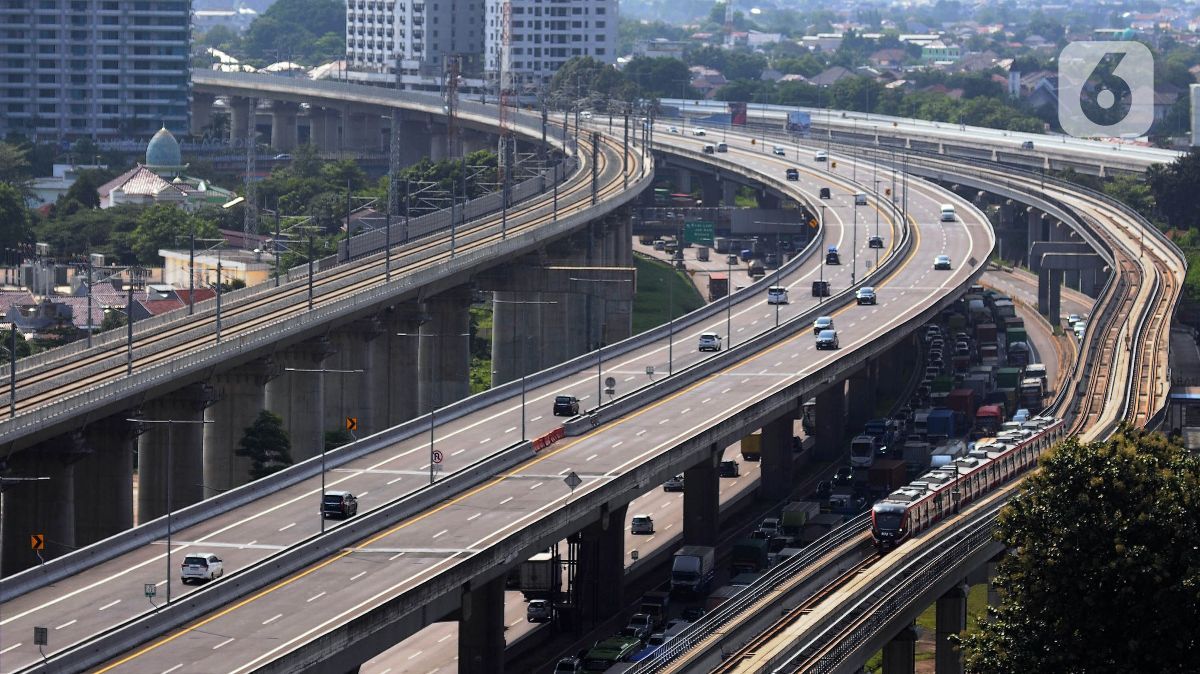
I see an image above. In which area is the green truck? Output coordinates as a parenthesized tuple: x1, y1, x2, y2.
(1005, 326, 1028, 347)
(931, 375, 956, 394)
(583, 636, 642, 671)
(731, 538, 770, 574)
(996, 367, 1023, 390)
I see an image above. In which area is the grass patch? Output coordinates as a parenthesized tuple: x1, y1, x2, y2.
(469, 302, 493, 394)
(632, 253, 705, 335)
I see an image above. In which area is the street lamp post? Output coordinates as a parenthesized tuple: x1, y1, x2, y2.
(851, 202, 858, 286)
(282, 367, 362, 533)
(819, 204, 827, 303)
(126, 417, 211, 607)
(396, 332, 470, 483)
(569, 278, 632, 409)
(492, 299, 557, 439)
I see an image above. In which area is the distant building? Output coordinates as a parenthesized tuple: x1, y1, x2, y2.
(27, 164, 109, 208)
(159, 248, 275, 289)
(633, 39, 686, 61)
(95, 128, 234, 211)
(869, 49, 908, 69)
(921, 41, 961, 63)
(484, 0, 618, 89)
(809, 66, 856, 87)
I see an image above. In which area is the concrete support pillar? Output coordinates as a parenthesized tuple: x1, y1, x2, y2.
(846, 367, 876, 433)
(700, 177, 722, 207)
(815, 385, 845, 460)
(138, 384, 210, 522)
(760, 414, 796, 501)
(191, 92, 216, 136)
(270, 101, 300, 152)
(577, 503, 627, 624)
(265, 338, 333, 463)
(491, 290, 544, 386)
(383, 304, 425, 427)
(935, 584, 968, 674)
(683, 446, 721, 546)
(883, 624, 918, 674)
(1026, 210, 1044, 271)
(1037, 268, 1062, 327)
(76, 415, 135, 545)
(676, 168, 692, 195)
(418, 287, 473, 414)
(722, 181, 738, 207)
(399, 118, 430, 167)
(1, 437, 83, 574)
(756, 191, 781, 210)
(325, 320, 383, 436)
(308, 107, 341, 152)
(230, 96, 253, 145)
(458, 576, 506, 674)
(203, 360, 272, 494)
(345, 110, 383, 151)
(429, 129, 448, 162)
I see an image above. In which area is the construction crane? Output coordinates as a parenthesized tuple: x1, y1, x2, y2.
(497, 0, 514, 186)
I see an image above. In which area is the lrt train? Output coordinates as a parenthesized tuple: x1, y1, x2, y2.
(871, 416, 1065, 550)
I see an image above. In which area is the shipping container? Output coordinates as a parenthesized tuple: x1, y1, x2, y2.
(946, 389, 976, 422)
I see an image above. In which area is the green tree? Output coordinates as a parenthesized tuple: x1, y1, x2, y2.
(60, 168, 115, 210)
(624, 57, 698, 100)
(236, 410, 293, 479)
(0, 329, 32, 364)
(547, 56, 633, 110)
(324, 428, 352, 452)
(0, 182, 32, 249)
(0, 141, 30, 185)
(1148, 150, 1200, 230)
(129, 205, 219, 264)
(961, 427, 1200, 673)
(242, 0, 345, 64)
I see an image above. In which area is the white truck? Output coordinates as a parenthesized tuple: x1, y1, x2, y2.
(518, 551, 562, 600)
(670, 545, 716, 595)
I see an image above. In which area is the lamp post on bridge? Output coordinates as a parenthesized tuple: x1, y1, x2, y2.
(569, 277, 634, 410)
(491, 298, 558, 440)
(396, 331, 471, 484)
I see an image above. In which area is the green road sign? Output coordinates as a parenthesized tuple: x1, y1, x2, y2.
(684, 221, 715, 246)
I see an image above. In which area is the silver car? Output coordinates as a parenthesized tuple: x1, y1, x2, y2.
(631, 514, 655, 534)
(698, 332, 722, 352)
(934, 255, 952, 270)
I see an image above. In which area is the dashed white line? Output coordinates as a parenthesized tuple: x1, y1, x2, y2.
(741, 378, 750, 383)
(531, 415, 543, 422)
(529, 482, 544, 490)
(611, 441, 623, 448)
(451, 449, 466, 456)
(160, 666, 183, 674)
(98, 599, 121, 611)
(635, 430, 646, 436)
(722, 387, 731, 393)
(156, 579, 167, 587)
(358, 491, 369, 497)
(558, 467, 571, 475)
(500, 496, 514, 505)
(432, 529, 448, 539)
(658, 419, 669, 425)
(586, 453, 598, 461)
(467, 513, 481, 521)
(702, 398, 711, 404)
(0, 643, 21, 656)
(388, 552, 406, 561)
(351, 571, 367, 581)
(774, 361, 782, 367)
(388, 476, 404, 485)
(791, 353, 799, 358)
(664, 523, 674, 530)
(660, 502, 670, 509)
(681, 408, 691, 415)
(407, 651, 424, 660)
(479, 438, 491, 444)
(307, 591, 327, 602)
(504, 427, 517, 434)
(212, 637, 235, 650)
(278, 522, 296, 532)
(624, 375, 635, 381)
(262, 614, 283, 625)
(438, 634, 452, 643)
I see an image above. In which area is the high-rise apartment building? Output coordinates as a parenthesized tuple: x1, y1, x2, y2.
(0, 0, 191, 140)
(345, 0, 483, 89)
(484, 0, 617, 90)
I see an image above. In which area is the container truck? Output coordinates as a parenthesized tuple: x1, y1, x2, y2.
(800, 513, 844, 544)
(1003, 315, 1025, 333)
(931, 375, 956, 394)
(946, 389, 976, 424)
(992, 299, 1016, 319)
(780, 501, 821, 536)
(912, 409, 932, 439)
(731, 539, 770, 574)
(705, 585, 740, 612)
(975, 404, 1004, 435)
(801, 400, 816, 435)
(740, 432, 762, 461)
(1007, 341, 1031, 367)
(640, 591, 671, 628)
(849, 434, 878, 468)
(670, 545, 716, 595)
(962, 373, 990, 400)
(979, 343, 1000, 366)
(996, 367, 1023, 390)
(1025, 363, 1048, 390)
(1005, 327, 1028, 348)
(967, 299, 989, 324)
(975, 323, 998, 344)
(708, 274, 729, 301)
(868, 459, 908, 493)
(1019, 377, 1045, 412)
(696, 246, 710, 262)
(864, 418, 890, 441)
(902, 440, 932, 474)
(926, 409, 958, 440)
(519, 551, 562, 600)
(747, 259, 766, 278)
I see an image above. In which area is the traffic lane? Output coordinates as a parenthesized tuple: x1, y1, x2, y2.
(0, 187, 865, 668)
(356, 460, 764, 674)
(983, 266, 1094, 324)
(100, 173, 985, 672)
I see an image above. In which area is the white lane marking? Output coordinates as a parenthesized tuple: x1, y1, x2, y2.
(529, 482, 544, 490)
(504, 427, 517, 434)
(245, 540, 257, 547)
(351, 571, 367, 581)
(741, 378, 750, 383)
(359, 491, 369, 497)
(500, 496, 514, 505)
(791, 353, 799, 358)
(388, 476, 404, 485)
(624, 375, 635, 381)
(451, 449, 466, 456)
(262, 614, 283, 625)
(212, 638, 235, 650)
(586, 454, 598, 461)
(722, 387, 731, 393)
(432, 530, 448, 539)
(0, 643, 21, 655)
(702, 398, 711, 404)
(98, 599, 121, 611)
(660, 503, 670, 509)
(407, 651, 424, 660)
(611, 441, 623, 448)
(438, 634, 452, 643)
(665, 523, 674, 530)
(388, 552, 406, 561)
(658, 419, 669, 425)
(647, 536, 656, 543)
(161, 666, 182, 674)
(557, 467, 570, 475)
(307, 591, 327, 603)
(681, 408, 691, 415)
(774, 361, 782, 367)
(737, 327, 746, 332)
(156, 580, 167, 587)
(479, 438, 491, 444)
(530, 415, 543, 422)
(578, 395, 590, 400)
(467, 513, 481, 521)
(278, 522, 296, 532)
(635, 430, 646, 436)
(55, 619, 77, 630)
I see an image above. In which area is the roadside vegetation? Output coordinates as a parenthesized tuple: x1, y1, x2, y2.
(632, 253, 706, 335)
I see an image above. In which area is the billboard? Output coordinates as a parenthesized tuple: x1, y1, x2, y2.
(787, 111, 812, 137)
(729, 102, 748, 126)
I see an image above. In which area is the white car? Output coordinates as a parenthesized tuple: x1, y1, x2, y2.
(631, 514, 655, 534)
(1066, 313, 1083, 327)
(772, 145, 786, 156)
(180, 552, 224, 584)
(692, 128, 707, 136)
(698, 332, 722, 352)
(934, 255, 952, 270)
(668, 126, 679, 134)
(815, 151, 828, 162)
(767, 286, 789, 304)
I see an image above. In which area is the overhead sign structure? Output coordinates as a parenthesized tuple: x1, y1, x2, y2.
(684, 220, 715, 246)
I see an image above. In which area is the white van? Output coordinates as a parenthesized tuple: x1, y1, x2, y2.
(854, 193, 867, 206)
(767, 286, 789, 305)
(940, 204, 956, 222)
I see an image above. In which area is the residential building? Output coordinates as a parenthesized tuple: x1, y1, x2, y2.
(344, 0, 484, 91)
(484, 0, 617, 89)
(0, 0, 191, 141)
(921, 41, 961, 63)
(633, 39, 685, 61)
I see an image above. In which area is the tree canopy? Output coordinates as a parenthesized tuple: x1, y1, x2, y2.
(961, 426, 1200, 673)
(241, 0, 345, 65)
(236, 410, 293, 480)
(129, 205, 220, 265)
(1148, 150, 1200, 230)
(0, 182, 32, 249)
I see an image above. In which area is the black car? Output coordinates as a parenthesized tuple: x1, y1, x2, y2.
(321, 491, 358, 519)
(868, 235, 884, 249)
(833, 466, 854, 486)
(681, 607, 707, 622)
(719, 460, 740, 477)
(553, 395, 580, 416)
(815, 480, 832, 500)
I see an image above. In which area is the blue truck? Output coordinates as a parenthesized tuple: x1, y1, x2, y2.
(926, 409, 958, 440)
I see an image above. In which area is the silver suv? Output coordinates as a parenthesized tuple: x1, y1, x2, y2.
(698, 332, 722, 352)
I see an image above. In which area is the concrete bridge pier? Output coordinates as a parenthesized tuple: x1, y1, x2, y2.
(576, 503, 628, 626)
(883, 624, 918, 674)
(429, 126, 449, 162)
(418, 287, 473, 414)
(138, 383, 211, 521)
(383, 304, 426, 426)
(345, 109, 383, 152)
(1, 435, 85, 574)
(308, 107, 341, 152)
(458, 575, 506, 674)
(325, 320, 383, 436)
(490, 289, 546, 385)
(935, 583, 968, 674)
(1026, 210, 1047, 272)
(675, 168, 693, 195)
(700, 176, 723, 207)
(760, 412, 797, 501)
(191, 92, 216, 136)
(723, 181, 738, 207)
(76, 415, 136, 546)
(395, 114, 431, 167)
(204, 360, 272, 494)
(270, 101, 300, 151)
(814, 385, 846, 460)
(683, 445, 721, 546)
(265, 337, 334, 463)
(845, 363, 877, 433)
(230, 96, 254, 144)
